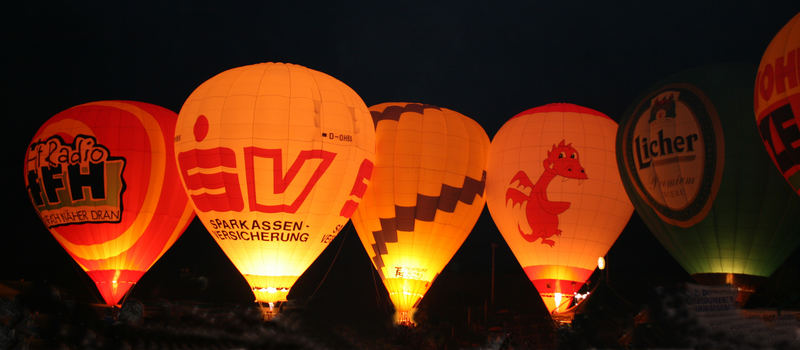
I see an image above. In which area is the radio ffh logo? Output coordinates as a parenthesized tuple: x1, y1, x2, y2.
(25, 135, 126, 227)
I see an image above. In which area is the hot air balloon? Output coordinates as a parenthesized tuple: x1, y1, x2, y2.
(486, 103, 633, 318)
(754, 12, 800, 195)
(617, 64, 800, 303)
(174, 62, 375, 318)
(24, 101, 196, 306)
(351, 102, 489, 325)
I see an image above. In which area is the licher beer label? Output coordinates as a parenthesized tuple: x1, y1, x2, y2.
(25, 134, 126, 228)
(621, 84, 724, 227)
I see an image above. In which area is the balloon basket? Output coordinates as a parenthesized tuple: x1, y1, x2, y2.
(550, 301, 581, 325)
(691, 273, 766, 306)
(548, 290, 594, 325)
(394, 309, 416, 326)
(258, 302, 283, 321)
(551, 311, 575, 325)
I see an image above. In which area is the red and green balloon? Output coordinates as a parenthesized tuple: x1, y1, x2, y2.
(754, 12, 800, 195)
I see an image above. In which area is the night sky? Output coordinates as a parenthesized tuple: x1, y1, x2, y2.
(4, 1, 800, 324)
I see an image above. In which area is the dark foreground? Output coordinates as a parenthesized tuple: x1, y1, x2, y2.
(2, 280, 799, 350)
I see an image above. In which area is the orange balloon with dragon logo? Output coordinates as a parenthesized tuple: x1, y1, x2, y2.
(486, 103, 633, 316)
(24, 101, 196, 306)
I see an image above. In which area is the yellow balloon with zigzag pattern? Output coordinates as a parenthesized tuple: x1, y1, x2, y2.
(352, 102, 490, 325)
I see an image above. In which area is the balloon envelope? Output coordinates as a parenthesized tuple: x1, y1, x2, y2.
(352, 102, 489, 325)
(754, 12, 800, 195)
(617, 64, 800, 299)
(24, 101, 195, 306)
(174, 62, 375, 313)
(486, 103, 633, 314)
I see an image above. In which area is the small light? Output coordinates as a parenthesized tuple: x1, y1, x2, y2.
(597, 256, 606, 270)
(573, 291, 590, 302)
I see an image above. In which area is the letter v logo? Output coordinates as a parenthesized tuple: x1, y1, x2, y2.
(244, 148, 336, 213)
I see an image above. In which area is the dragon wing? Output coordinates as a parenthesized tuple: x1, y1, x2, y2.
(506, 171, 534, 207)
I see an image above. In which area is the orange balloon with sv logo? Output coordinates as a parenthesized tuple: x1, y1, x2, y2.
(486, 103, 633, 316)
(174, 63, 375, 316)
(24, 101, 196, 306)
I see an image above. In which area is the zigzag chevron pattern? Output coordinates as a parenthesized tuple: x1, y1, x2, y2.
(371, 170, 486, 276)
(370, 103, 442, 123)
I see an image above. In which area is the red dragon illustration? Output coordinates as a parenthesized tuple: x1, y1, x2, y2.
(506, 140, 588, 247)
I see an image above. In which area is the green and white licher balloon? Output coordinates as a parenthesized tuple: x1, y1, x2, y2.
(616, 64, 800, 289)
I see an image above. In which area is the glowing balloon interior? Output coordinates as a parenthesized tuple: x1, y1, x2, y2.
(754, 12, 800, 195)
(352, 102, 490, 325)
(486, 103, 633, 314)
(174, 62, 375, 315)
(24, 101, 195, 306)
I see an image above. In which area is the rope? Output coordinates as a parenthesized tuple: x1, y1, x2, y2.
(307, 224, 350, 301)
(368, 249, 389, 312)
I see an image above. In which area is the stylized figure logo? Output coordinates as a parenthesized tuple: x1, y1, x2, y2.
(505, 140, 588, 246)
